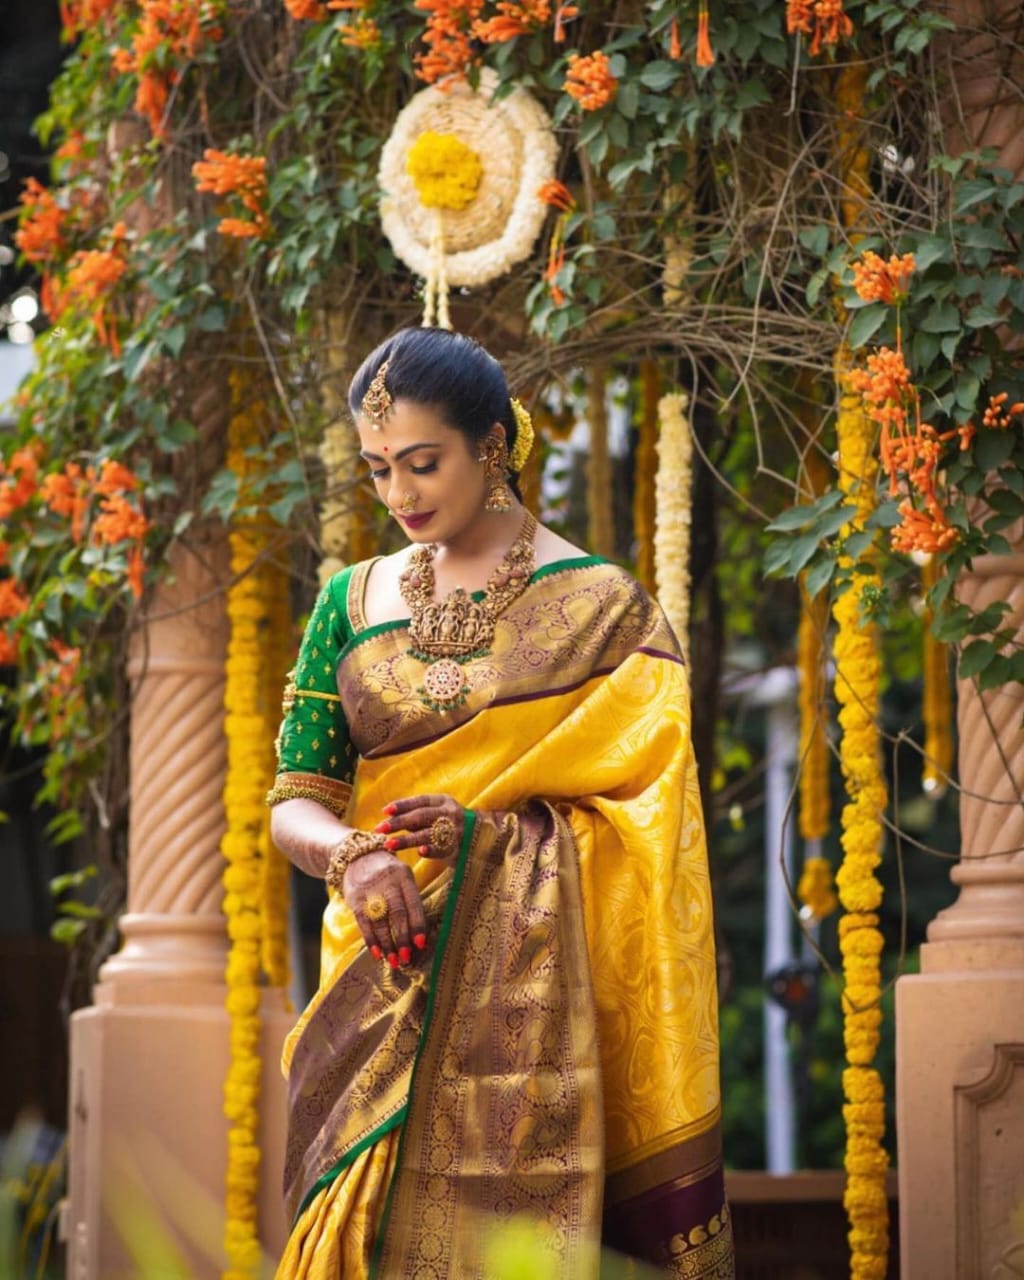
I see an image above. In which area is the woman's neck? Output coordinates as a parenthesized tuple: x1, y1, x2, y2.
(429, 504, 530, 588)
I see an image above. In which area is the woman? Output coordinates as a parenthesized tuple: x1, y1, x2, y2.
(268, 327, 734, 1279)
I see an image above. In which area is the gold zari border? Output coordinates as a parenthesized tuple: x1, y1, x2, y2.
(266, 771, 352, 817)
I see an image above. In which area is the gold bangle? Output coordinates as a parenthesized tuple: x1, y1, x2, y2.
(265, 773, 352, 818)
(325, 830, 387, 896)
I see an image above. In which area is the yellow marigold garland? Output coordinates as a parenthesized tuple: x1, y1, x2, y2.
(633, 360, 659, 592)
(920, 555, 953, 795)
(221, 368, 293, 1278)
(655, 390, 694, 677)
(832, 347, 890, 1280)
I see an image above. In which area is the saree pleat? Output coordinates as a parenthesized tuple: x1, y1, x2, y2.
(275, 561, 734, 1279)
(277, 1130, 399, 1280)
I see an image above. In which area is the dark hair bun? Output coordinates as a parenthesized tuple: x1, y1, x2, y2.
(348, 328, 520, 469)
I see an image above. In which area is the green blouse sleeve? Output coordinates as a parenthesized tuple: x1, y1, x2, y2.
(271, 569, 357, 809)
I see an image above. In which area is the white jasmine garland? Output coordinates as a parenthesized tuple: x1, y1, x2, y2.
(655, 391, 694, 680)
(379, 68, 557, 289)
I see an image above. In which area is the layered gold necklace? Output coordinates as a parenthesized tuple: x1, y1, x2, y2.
(399, 511, 538, 711)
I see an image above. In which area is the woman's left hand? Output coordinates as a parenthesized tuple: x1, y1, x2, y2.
(375, 794, 467, 863)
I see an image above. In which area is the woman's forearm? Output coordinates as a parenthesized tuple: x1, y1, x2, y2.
(269, 798, 352, 879)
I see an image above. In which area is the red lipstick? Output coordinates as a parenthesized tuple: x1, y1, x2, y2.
(400, 511, 435, 530)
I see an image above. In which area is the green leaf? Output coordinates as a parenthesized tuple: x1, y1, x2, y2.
(958, 639, 995, 679)
(51, 918, 87, 946)
(765, 490, 846, 532)
(919, 301, 961, 333)
(965, 304, 1003, 328)
(789, 530, 823, 574)
(848, 304, 887, 348)
(804, 552, 837, 599)
(50, 865, 98, 897)
(866, 498, 902, 529)
(798, 225, 830, 257)
(974, 428, 1015, 472)
(197, 305, 227, 333)
(986, 488, 1024, 519)
(160, 324, 188, 358)
(640, 61, 679, 91)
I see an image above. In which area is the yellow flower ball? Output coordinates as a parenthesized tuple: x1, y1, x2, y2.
(406, 131, 483, 211)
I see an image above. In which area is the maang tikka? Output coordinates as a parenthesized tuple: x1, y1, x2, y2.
(361, 360, 393, 429)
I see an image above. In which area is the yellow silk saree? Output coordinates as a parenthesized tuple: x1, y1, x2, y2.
(274, 557, 734, 1279)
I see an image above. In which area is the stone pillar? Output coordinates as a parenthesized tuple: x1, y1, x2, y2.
(896, 5, 1024, 1276)
(64, 531, 295, 1279)
(895, 539, 1024, 1278)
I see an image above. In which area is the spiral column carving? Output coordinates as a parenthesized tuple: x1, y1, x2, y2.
(98, 530, 231, 996)
(923, 544, 1024, 970)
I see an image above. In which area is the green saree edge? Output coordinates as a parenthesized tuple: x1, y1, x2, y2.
(292, 1104, 408, 1225)
(368, 808, 478, 1280)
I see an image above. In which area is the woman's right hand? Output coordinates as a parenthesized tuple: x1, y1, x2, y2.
(344, 850, 427, 969)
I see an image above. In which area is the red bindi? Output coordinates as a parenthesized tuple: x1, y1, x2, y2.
(383, 445, 389, 453)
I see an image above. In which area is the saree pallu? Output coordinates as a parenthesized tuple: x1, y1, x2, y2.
(278, 560, 734, 1279)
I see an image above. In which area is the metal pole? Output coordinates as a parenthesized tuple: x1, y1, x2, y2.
(763, 683, 799, 1173)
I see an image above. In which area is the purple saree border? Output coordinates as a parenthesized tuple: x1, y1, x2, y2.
(367, 645, 685, 761)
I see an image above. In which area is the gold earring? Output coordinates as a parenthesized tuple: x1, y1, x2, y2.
(481, 439, 513, 513)
(397, 493, 418, 515)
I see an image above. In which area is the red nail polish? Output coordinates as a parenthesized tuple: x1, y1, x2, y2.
(370, 945, 382, 959)
(384, 837, 400, 852)
(399, 946, 412, 965)
(387, 953, 399, 969)
(419, 844, 430, 856)
(384, 803, 397, 816)
(414, 933, 427, 950)
(374, 821, 391, 834)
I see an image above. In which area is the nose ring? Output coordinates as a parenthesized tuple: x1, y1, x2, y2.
(397, 493, 418, 515)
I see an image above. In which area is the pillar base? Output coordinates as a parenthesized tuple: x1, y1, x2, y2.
(65, 991, 294, 1280)
(97, 914, 229, 1001)
(896, 969, 1024, 1280)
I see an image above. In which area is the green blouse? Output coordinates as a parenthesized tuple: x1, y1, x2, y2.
(275, 567, 357, 786)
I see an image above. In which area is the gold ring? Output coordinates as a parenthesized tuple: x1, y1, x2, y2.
(365, 894, 389, 922)
(397, 493, 418, 515)
(429, 815, 457, 856)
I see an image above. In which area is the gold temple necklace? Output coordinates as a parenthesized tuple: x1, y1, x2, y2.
(399, 511, 538, 711)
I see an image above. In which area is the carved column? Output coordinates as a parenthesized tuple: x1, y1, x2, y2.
(65, 507, 293, 1276)
(895, 7, 1024, 1275)
(896, 544, 1024, 1279)
(97, 533, 231, 997)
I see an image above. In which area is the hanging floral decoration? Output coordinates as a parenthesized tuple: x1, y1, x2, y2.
(832, 347, 890, 1280)
(654, 390, 694, 677)
(220, 368, 293, 1279)
(378, 68, 557, 325)
(797, 446, 832, 847)
(920, 555, 953, 795)
(797, 855, 838, 921)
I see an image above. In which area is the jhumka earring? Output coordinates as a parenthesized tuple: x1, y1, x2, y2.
(361, 360, 393, 429)
(480, 437, 513, 513)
